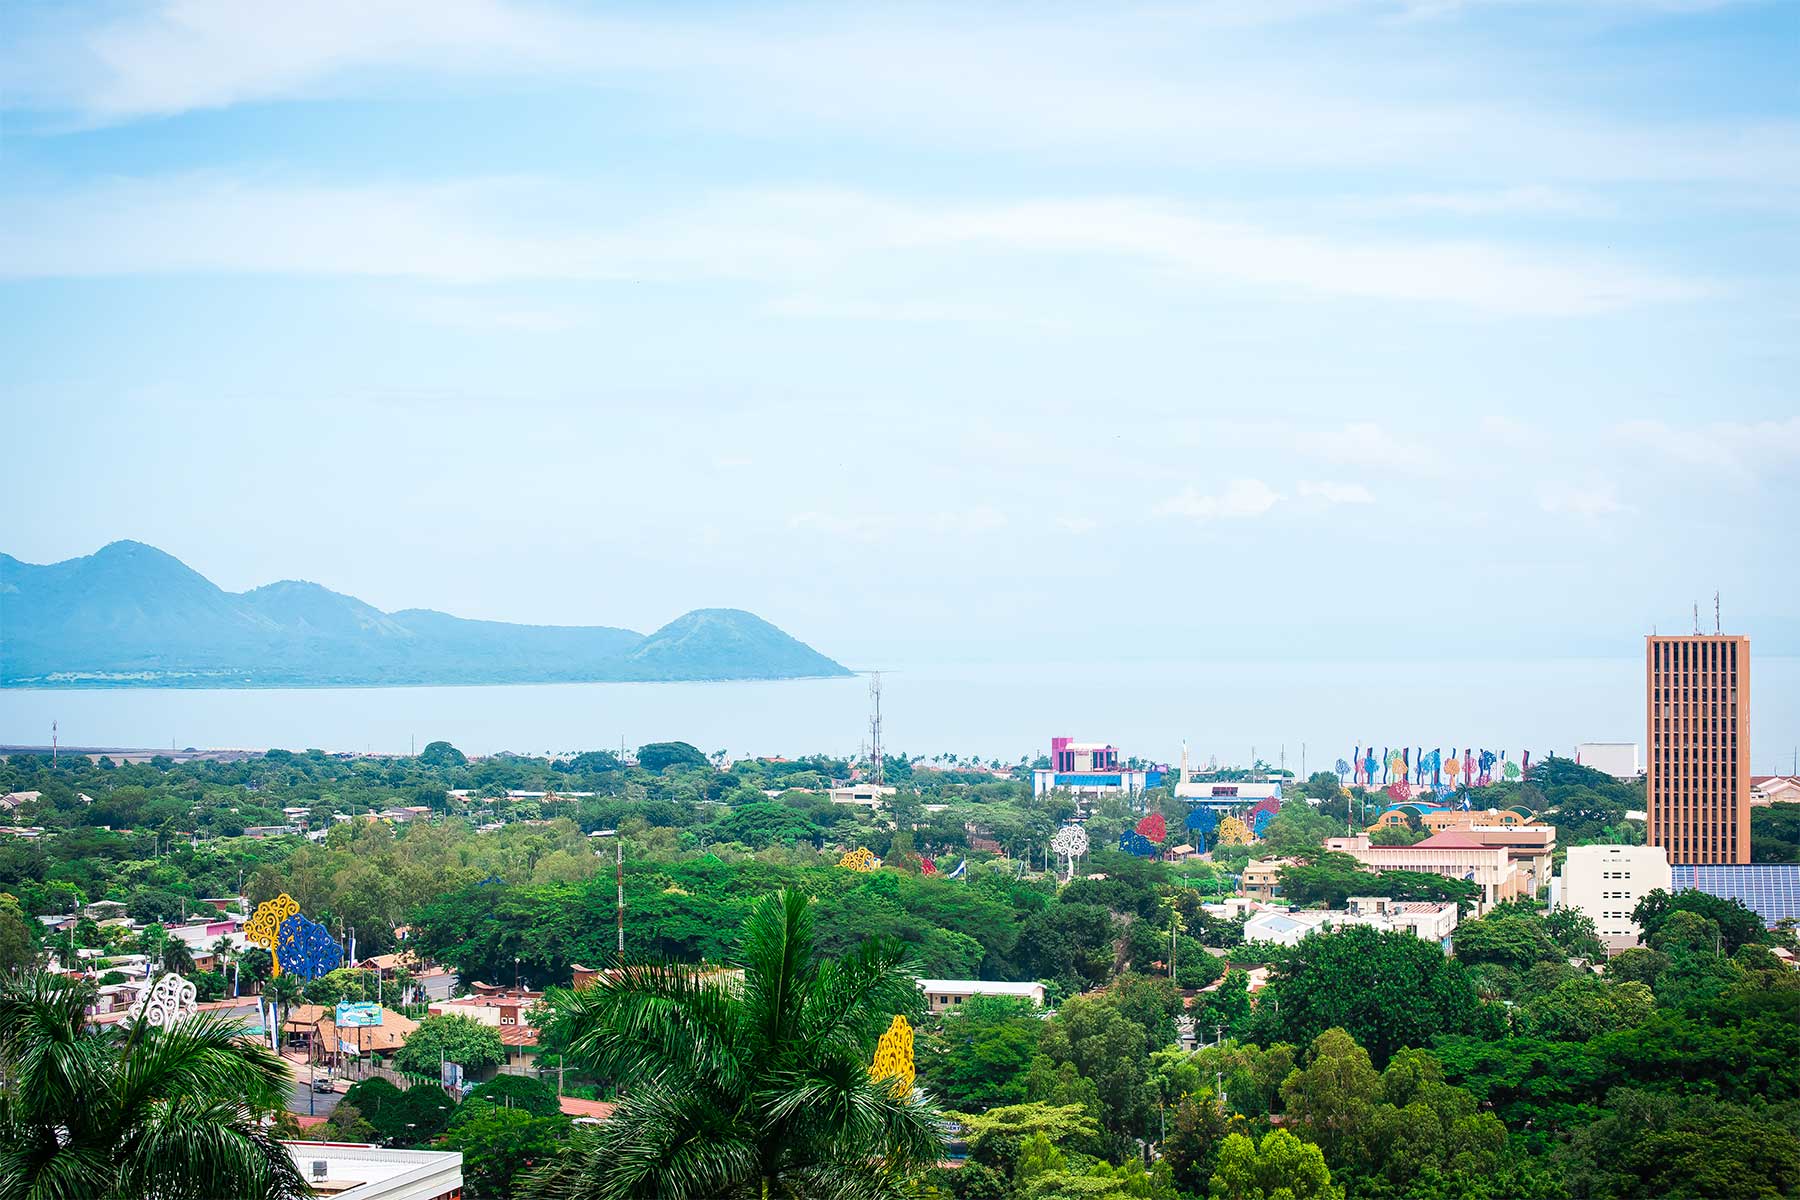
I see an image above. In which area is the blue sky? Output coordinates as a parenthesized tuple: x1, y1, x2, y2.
(2, 0, 1797, 664)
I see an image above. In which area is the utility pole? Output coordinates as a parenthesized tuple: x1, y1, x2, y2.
(616, 839, 625, 958)
(51, 722, 57, 765)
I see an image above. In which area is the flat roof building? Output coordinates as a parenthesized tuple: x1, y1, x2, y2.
(1032, 737, 1163, 798)
(1555, 844, 1671, 954)
(1647, 633, 1750, 864)
(1325, 828, 1554, 914)
(282, 1143, 462, 1200)
(1244, 897, 1459, 951)
(916, 979, 1046, 1012)
(1575, 743, 1641, 779)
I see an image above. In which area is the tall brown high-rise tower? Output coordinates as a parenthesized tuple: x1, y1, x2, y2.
(1646, 633, 1750, 864)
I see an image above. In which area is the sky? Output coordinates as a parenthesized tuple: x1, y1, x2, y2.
(3, 0, 1798, 667)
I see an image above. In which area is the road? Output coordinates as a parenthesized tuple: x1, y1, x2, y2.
(284, 1059, 343, 1120)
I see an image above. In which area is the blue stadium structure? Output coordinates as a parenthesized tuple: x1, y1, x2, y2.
(1672, 864, 1800, 928)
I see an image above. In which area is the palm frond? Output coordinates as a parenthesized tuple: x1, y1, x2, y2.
(115, 1011, 292, 1124)
(798, 937, 924, 1063)
(525, 1084, 760, 1200)
(551, 967, 751, 1097)
(737, 889, 815, 1053)
(116, 1094, 310, 1200)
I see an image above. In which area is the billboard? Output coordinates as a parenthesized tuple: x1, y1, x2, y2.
(335, 1001, 383, 1028)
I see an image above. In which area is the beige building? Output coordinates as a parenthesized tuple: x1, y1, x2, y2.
(1647, 633, 1750, 864)
(916, 979, 1045, 1013)
(1371, 807, 1537, 832)
(1556, 844, 1672, 954)
(1242, 857, 1297, 902)
(1751, 775, 1800, 807)
(1325, 827, 1554, 914)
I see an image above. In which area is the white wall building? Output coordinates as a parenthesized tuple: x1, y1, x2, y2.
(916, 979, 1045, 1013)
(1243, 897, 1459, 951)
(282, 1143, 462, 1200)
(828, 784, 896, 808)
(1555, 844, 1671, 953)
(1575, 743, 1640, 779)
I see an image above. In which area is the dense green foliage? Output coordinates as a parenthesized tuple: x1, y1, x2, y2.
(0, 973, 307, 1199)
(526, 889, 945, 1198)
(0, 747, 1790, 1200)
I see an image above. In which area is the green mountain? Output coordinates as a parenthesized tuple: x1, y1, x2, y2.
(0, 541, 851, 687)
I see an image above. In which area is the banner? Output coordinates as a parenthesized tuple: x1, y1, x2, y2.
(336, 1001, 382, 1028)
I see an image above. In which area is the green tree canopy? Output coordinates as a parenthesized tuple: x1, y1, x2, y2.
(394, 1014, 507, 1076)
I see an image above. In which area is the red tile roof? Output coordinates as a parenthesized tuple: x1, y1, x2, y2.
(559, 1098, 616, 1120)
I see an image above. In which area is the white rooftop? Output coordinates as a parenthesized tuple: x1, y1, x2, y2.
(915, 979, 1043, 995)
(282, 1142, 463, 1200)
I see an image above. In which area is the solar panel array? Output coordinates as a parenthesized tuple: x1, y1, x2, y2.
(1672, 864, 1800, 927)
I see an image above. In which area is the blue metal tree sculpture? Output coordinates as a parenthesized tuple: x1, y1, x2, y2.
(275, 913, 344, 981)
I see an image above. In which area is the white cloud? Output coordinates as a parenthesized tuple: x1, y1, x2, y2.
(1537, 481, 1631, 516)
(0, 176, 1713, 316)
(788, 505, 1009, 541)
(1379, 186, 1607, 217)
(1612, 417, 1800, 475)
(1293, 422, 1450, 473)
(1057, 516, 1101, 534)
(5, 1, 1795, 197)
(1153, 479, 1284, 520)
(1298, 480, 1375, 505)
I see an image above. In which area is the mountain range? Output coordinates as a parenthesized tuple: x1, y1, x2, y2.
(0, 542, 851, 688)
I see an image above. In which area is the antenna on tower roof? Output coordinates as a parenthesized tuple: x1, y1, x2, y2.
(1715, 591, 1721, 635)
(1693, 602, 1701, 636)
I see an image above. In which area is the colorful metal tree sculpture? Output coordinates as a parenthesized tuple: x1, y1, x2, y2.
(127, 973, 197, 1032)
(275, 913, 343, 981)
(870, 1014, 916, 1097)
(920, 857, 938, 876)
(1252, 808, 1276, 839)
(1050, 824, 1090, 881)
(1119, 830, 1156, 857)
(1186, 808, 1220, 836)
(245, 893, 299, 975)
(837, 847, 880, 872)
(1215, 817, 1250, 847)
(1135, 813, 1167, 844)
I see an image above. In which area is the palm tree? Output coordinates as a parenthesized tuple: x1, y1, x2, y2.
(160, 938, 197, 978)
(0, 972, 308, 1199)
(528, 889, 945, 1200)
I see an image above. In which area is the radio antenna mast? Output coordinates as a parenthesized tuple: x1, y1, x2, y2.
(869, 673, 884, 787)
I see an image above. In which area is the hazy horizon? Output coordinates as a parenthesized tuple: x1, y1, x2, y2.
(4, 2, 1799, 668)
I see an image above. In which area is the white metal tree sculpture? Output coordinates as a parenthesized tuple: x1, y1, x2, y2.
(1050, 824, 1090, 883)
(127, 972, 198, 1032)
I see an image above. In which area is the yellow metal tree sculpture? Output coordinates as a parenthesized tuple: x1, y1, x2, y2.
(1216, 816, 1251, 847)
(245, 893, 300, 975)
(870, 1014, 915, 1097)
(837, 847, 880, 872)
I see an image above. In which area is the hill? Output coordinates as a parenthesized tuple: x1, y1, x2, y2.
(0, 542, 851, 687)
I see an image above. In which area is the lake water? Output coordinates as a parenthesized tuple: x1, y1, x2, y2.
(3, 657, 1797, 774)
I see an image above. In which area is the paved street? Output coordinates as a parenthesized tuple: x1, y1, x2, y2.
(287, 1075, 343, 1120)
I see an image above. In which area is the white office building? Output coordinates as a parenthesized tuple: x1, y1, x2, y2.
(1554, 843, 1671, 953)
(1575, 743, 1640, 780)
